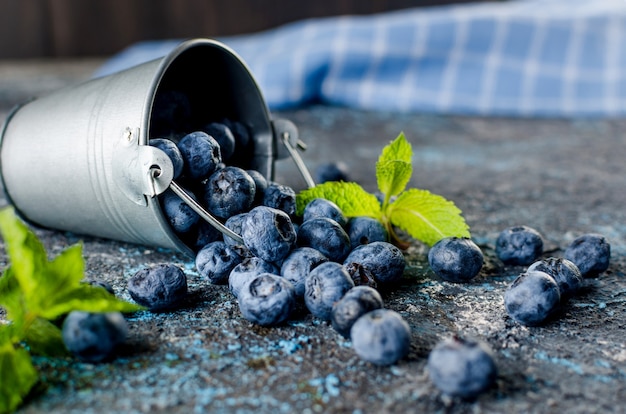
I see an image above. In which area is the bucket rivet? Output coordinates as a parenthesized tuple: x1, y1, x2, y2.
(124, 127, 133, 142)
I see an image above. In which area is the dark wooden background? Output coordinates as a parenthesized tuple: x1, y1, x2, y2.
(0, 0, 492, 59)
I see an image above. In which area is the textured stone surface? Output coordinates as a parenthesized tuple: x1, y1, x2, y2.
(1, 60, 626, 413)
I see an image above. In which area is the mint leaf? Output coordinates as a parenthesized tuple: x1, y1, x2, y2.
(387, 188, 470, 246)
(42, 284, 143, 320)
(296, 181, 382, 219)
(0, 341, 38, 414)
(23, 318, 69, 357)
(0, 208, 47, 300)
(376, 132, 412, 200)
(0, 267, 24, 334)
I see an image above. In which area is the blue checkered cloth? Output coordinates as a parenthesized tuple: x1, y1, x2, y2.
(95, 0, 626, 117)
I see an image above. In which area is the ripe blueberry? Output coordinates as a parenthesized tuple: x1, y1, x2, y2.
(127, 264, 188, 311)
(344, 262, 378, 289)
(237, 273, 296, 326)
(496, 225, 544, 266)
(203, 166, 256, 219)
(297, 218, 351, 263)
(195, 241, 247, 285)
(223, 213, 248, 247)
(564, 233, 610, 278)
(62, 311, 128, 362)
(302, 198, 348, 228)
(504, 270, 560, 326)
(347, 216, 388, 250)
(194, 220, 223, 251)
(229, 257, 279, 299)
(160, 190, 199, 234)
(331, 286, 384, 338)
(263, 183, 296, 217)
(314, 162, 350, 183)
(246, 169, 268, 205)
(427, 336, 497, 400)
(527, 257, 582, 299)
(428, 237, 484, 283)
(304, 262, 355, 320)
(350, 309, 411, 366)
(177, 131, 221, 180)
(242, 206, 297, 263)
(203, 122, 236, 161)
(344, 241, 406, 287)
(280, 247, 329, 298)
(150, 138, 184, 179)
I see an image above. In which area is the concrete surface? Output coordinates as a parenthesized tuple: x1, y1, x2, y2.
(1, 59, 626, 413)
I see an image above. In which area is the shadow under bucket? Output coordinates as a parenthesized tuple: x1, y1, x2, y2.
(0, 38, 311, 257)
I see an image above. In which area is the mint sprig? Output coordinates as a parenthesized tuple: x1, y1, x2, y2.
(296, 132, 470, 248)
(0, 207, 143, 413)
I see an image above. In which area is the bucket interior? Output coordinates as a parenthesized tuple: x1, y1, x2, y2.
(145, 40, 277, 254)
(147, 41, 274, 178)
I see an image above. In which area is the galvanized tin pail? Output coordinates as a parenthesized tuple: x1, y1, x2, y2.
(0, 38, 312, 257)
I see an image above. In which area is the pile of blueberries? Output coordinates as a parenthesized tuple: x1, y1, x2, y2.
(59, 117, 612, 401)
(126, 119, 412, 368)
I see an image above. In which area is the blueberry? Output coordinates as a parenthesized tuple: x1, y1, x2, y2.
(347, 216, 388, 250)
(344, 262, 378, 289)
(204, 122, 236, 162)
(177, 131, 222, 180)
(280, 247, 329, 298)
(195, 241, 247, 285)
(194, 220, 223, 251)
(127, 264, 188, 311)
(527, 257, 582, 299)
(304, 262, 355, 320)
(564, 233, 610, 278)
(150, 138, 184, 179)
(297, 218, 351, 263)
(344, 241, 406, 287)
(427, 336, 497, 400)
(223, 213, 248, 247)
(246, 169, 268, 205)
(350, 309, 411, 366)
(496, 225, 544, 266)
(222, 119, 252, 166)
(331, 286, 384, 338)
(229, 257, 279, 299)
(315, 161, 350, 183)
(242, 206, 297, 263)
(504, 270, 560, 326)
(160, 190, 199, 234)
(263, 183, 296, 217)
(237, 273, 296, 326)
(62, 311, 128, 362)
(87, 280, 115, 295)
(428, 237, 484, 283)
(302, 198, 348, 228)
(203, 166, 256, 219)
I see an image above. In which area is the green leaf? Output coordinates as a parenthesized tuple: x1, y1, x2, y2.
(376, 132, 413, 199)
(0, 267, 25, 331)
(0, 208, 47, 300)
(39, 284, 143, 320)
(387, 188, 470, 246)
(0, 341, 38, 414)
(296, 181, 382, 219)
(23, 318, 69, 357)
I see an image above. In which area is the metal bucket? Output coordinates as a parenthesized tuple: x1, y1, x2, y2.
(0, 38, 313, 257)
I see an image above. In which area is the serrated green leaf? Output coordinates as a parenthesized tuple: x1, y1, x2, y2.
(38, 284, 143, 320)
(376, 132, 413, 199)
(0, 341, 38, 414)
(23, 317, 69, 357)
(0, 207, 47, 300)
(387, 188, 470, 246)
(296, 181, 382, 219)
(0, 267, 25, 330)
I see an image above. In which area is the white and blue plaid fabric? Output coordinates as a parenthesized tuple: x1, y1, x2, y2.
(95, 0, 626, 117)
